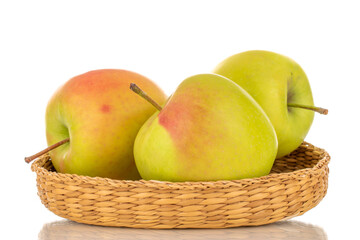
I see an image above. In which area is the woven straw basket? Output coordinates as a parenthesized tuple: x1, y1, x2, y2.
(31, 142, 330, 229)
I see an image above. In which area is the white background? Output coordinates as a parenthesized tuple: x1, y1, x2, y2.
(1, 0, 359, 239)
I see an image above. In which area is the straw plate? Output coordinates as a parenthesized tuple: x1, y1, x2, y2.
(31, 142, 330, 229)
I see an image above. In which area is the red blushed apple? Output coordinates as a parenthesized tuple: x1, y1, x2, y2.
(131, 74, 278, 182)
(44, 69, 167, 179)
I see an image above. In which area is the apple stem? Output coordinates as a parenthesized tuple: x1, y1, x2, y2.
(130, 83, 163, 111)
(24, 138, 70, 163)
(287, 103, 328, 115)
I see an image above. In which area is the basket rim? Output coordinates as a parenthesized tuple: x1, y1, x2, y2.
(31, 142, 330, 189)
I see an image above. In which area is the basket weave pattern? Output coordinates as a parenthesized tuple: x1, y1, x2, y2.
(31, 142, 330, 229)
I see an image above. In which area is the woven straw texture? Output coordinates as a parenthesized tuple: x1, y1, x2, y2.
(31, 142, 330, 229)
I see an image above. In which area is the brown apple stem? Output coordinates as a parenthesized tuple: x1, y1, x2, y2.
(24, 138, 70, 163)
(288, 103, 328, 115)
(130, 83, 163, 111)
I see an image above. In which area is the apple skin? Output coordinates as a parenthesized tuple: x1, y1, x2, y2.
(213, 50, 314, 158)
(134, 73, 278, 182)
(45, 69, 167, 179)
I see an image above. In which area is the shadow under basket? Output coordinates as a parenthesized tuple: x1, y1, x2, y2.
(31, 142, 330, 229)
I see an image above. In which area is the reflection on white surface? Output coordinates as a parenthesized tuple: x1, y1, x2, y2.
(39, 220, 327, 240)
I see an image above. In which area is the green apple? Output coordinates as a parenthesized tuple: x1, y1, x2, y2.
(45, 69, 167, 179)
(132, 73, 278, 182)
(214, 50, 327, 158)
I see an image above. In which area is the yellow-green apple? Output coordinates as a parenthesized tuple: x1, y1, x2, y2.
(213, 50, 327, 158)
(44, 69, 167, 179)
(132, 73, 278, 182)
